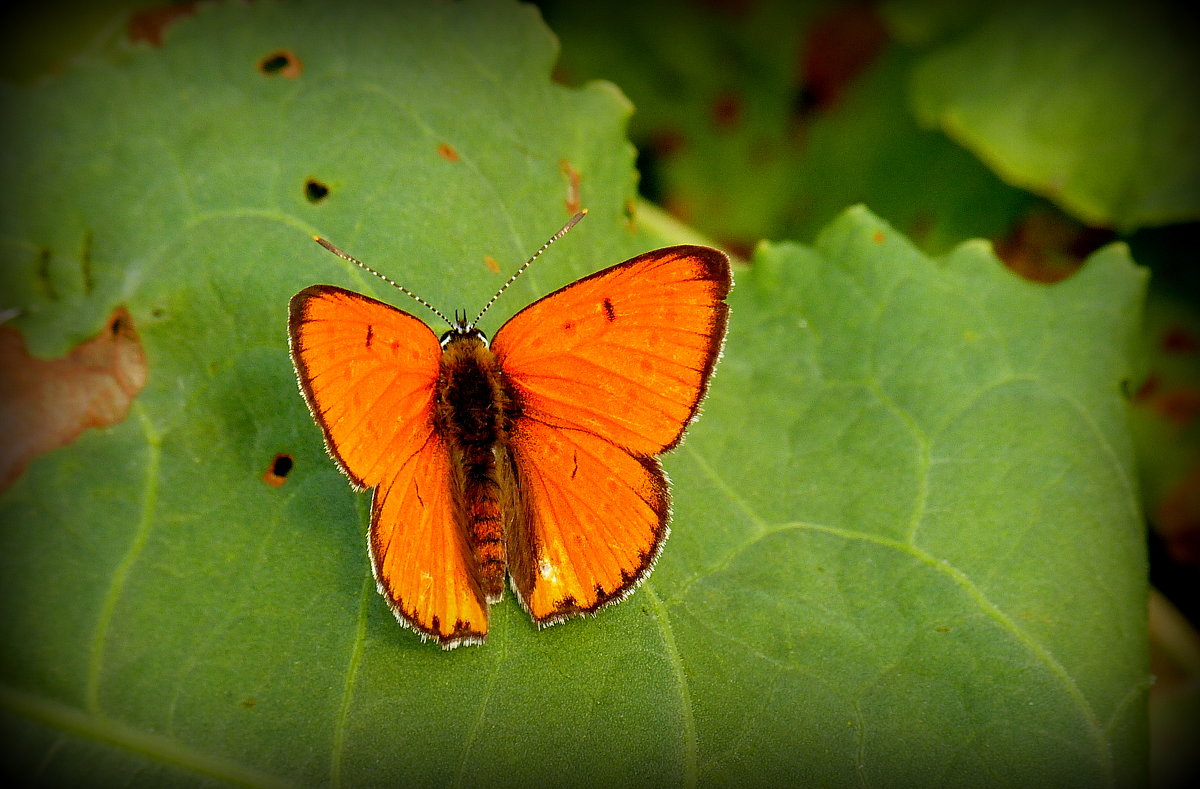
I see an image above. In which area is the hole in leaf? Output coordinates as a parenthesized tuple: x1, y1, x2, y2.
(263, 453, 294, 487)
(258, 49, 303, 78)
(305, 179, 330, 203)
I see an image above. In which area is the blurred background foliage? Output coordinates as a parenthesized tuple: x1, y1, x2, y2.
(2, 0, 1196, 784)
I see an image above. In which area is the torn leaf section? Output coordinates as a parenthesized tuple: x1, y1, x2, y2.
(0, 309, 147, 491)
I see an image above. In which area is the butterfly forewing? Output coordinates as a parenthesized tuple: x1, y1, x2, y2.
(288, 285, 488, 646)
(492, 246, 731, 453)
(288, 285, 442, 487)
(492, 245, 732, 624)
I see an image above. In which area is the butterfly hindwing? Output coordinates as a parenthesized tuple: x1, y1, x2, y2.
(370, 430, 488, 645)
(492, 246, 731, 622)
(288, 285, 488, 646)
(504, 419, 669, 623)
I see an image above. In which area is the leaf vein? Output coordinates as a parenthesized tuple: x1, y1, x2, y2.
(85, 404, 161, 716)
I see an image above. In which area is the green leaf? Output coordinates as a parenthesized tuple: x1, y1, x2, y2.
(784, 46, 1033, 254)
(908, 0, 1200, 230)
(699, 209, 1148, 785)
(1, 0, 1149, 785)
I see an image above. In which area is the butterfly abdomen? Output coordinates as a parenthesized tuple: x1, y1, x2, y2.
(436, 333, 513, 603)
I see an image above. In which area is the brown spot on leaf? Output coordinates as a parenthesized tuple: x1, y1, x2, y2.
(1152, 388, 1200, 426)
(1162, 326, 1198, 355)
(711, 91, 742, 130)
(484, 255, 500, 274)
(872, 230, 885, 244)
(258, 49, 303, 79)
(0, 308, 147, 492)
(797, 3, 889, 113)
(1135, 368, 1200, 425)
(128, 2, 198, 47)
(994, 211, 1113, 284)
(560, 159, 582, 215)
(1134, 374, 1159, 402)
(622, 199, 637, 233)
(438, 143, 459, 162)
(1156, 464, 1200, 566)
(263, 454, 293, 487)
(649, 128, 685, 159)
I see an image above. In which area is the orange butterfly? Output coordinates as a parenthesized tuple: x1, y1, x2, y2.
(288, 213, 731, 648)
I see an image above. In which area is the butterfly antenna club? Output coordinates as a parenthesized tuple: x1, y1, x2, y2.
(471, 210, 587, 327)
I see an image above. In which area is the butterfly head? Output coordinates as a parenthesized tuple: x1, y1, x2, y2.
(440, 310, 488, 348)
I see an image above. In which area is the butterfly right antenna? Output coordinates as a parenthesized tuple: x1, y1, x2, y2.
(471, 210, 587, 327)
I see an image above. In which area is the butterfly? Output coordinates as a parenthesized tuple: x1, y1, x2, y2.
(288, 212, 731, 648)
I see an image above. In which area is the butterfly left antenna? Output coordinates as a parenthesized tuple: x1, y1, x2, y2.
(470, 210, 587, 327)
(312, 236, 454, 327)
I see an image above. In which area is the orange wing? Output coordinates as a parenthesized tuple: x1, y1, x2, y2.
(288, 285, 488, 646)
(492, 245, 731, 623)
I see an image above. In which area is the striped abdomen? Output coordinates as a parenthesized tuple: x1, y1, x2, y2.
(436, 332, 512, 602)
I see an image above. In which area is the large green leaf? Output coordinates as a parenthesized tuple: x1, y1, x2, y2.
(0, 0, 1148, 785)
(907, 0, 1200, 230)
(701, 211, 1147, 786)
